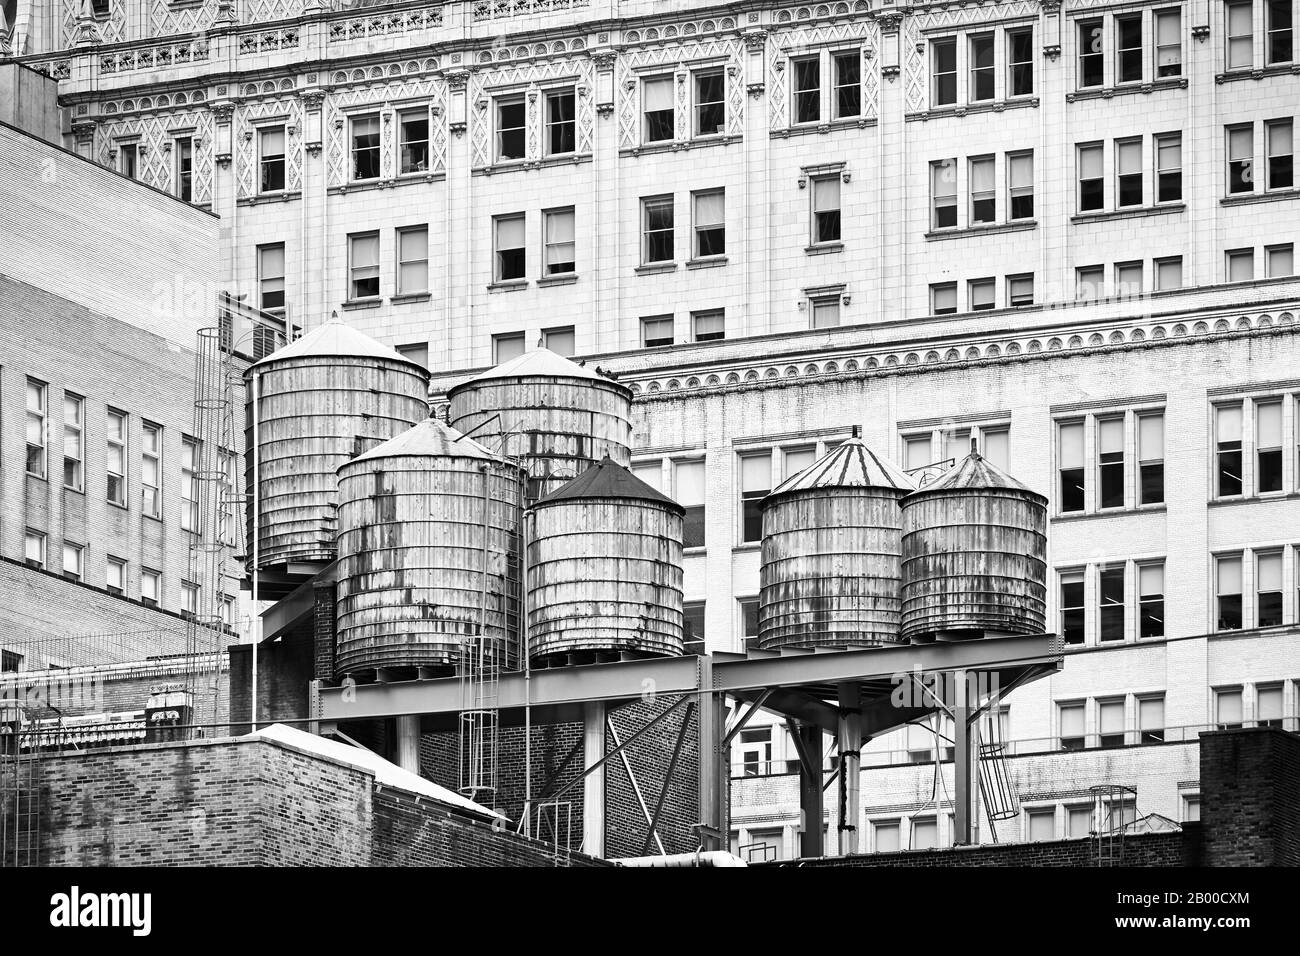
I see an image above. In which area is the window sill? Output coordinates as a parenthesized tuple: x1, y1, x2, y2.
(395, 172, 447, 184)
(621, 134, 742, 157)
(538, 273, 578, 287)
(341, 297, 382, 310)
(1070, 203, 1185, 224)
(1220, 189, 1299, 207)
(473, 153, 593, 175)
(25, 472, 46, 482)
(906, 96, 1039, 122)
(771, 117, 877, 138)
(1208, 491, 1300, 508)
(683, 546, 707, 557)
(926, 219, 1037, 242)
(732, 543, 761, 553)
(1051, 504, 1168, 523)
(390, 292, 431, 304)
(1067, 77, 1188, 102)
(686, 256, 729, 271)
(107, 500, 128, 511)
(634, 262, 678, 276)
(487, 280, 529, 293)
(63, 485, 85, 496)
(1215, 63, 1300, 84)
(239, 190, 300, 207)
(804, 242, 843, 256)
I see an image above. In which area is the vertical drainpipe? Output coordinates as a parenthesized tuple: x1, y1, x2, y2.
(522, 500, 532, 837)
(251, 367, 260, 733)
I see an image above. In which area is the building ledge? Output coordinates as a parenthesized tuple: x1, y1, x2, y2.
(1216, 63, 1300, 84)
(389, 292, 431, 305)
(1067, 77, 1188, 102)
(635, 262, 678, 276)
(926, 220, 1037, 242)
(1220, 189, 1300, 207)
(686, 256, 729, 271)
(487, 279, 529, 293)
(621, 134, 742, 157)
(472, 153, 592, 176)
(237, 190, 301, 207)
(537, 273, 578, 288)
(1207, 490, 1300, 508)
(804, 242, 843, 256)
(341, 297, 381, 310)
(906, 96, 1038, 122)
(1071, 203, 1185, 224)
(1050, 503, 1168, 523)
(771, 117, 878, 137)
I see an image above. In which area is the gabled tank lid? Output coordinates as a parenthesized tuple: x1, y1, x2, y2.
(448, 347, 628, 392)
(763, 437, 916, 507)
(341, 417, 499, 469)
(251, 312, 425, 370)
(905, 449, 1045, 500)
(534, 456, 686, 514)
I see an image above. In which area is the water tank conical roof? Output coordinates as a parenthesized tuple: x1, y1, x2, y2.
(452, 347, 619, 388)
(763, 437, 916, 506)
(343, 417, 496, 468)
(534, 456, 684, 513)
(905, 449, 1042, 499)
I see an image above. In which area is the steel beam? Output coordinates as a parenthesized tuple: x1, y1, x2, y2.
(395, 715, 420, 773)
(787, 719, 825, 858)
(836, 683, 862, 855)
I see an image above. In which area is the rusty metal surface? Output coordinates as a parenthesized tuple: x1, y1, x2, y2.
(448, 378, 632, 500)
(244, 357, 430, 571)
(758, 488, 908, 649)
(527, 497, 684, 660)
(900, 488, 1048, 640)
(334, 448, 524, 675)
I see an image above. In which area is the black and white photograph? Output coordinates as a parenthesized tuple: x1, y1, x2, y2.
(0, 0, 1294, 936)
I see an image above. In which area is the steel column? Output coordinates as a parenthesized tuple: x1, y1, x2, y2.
(395, 714, 420, 773)
(953, 669, 973, 846)
(836, 682, 862, 855)
(582, 700, 605, 858)
(787, 719, 825, 858)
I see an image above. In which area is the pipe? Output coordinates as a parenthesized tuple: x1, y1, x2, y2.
(251, 367, 260, 733)
(522, 503, 532, 837)
(617, 851, 747, 868)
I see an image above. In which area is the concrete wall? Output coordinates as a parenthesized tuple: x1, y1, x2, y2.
(0, 64, 60, 142)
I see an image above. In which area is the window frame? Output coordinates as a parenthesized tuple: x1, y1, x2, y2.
(349, 113, 381, 182)
(544, 87, 577, 157)
(791, 55, 822, 125)
(174, 134, 193, 202)
(810, 174, 842, 245)
(1077, 141, 1104, 212)
(107, 407, 128, 507)
(141, 421, 162, 519)
(1078, 18, 1105, 88)
(495, 94, 527, 163)
(692, 69, 726, 137)
(1155, 131, 1182, 203)
(543, 207, 576, 276)
(25, 377, 47, 479)
(493, 213, 526, 283)
(258, 124, 287, 193)
(642, 75, 675, 144)
(396, 225, 430, 295)
(347, 230, 381, 300)
(398, 107, 431, 174)
(62, 392, 84, 492)
(1007, 27, 1035, 96)
(257, 242, 286, 314)
(641, 194, 675, 265)
(1215, 552, 1244, 631)
(1265, 118, 1294, 191)
(640, 315, 675, 349)
(691, 189, 726, 259)
(832, 50, 862, 119)
(691, 309, 726, 343)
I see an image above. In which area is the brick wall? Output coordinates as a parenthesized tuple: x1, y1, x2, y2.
(312, 581, 336, 681)
(776, 831, 1185, 867)
(228, 631, 314, 734)
(1198, 728, 1300, 867)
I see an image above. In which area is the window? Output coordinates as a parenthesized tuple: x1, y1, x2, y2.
(542, 326, 575, 357)
(692, 190, 725, 258)
(1078, 19, 1104, 87)
(1155, 9, 1182, 76)
(739, 598, 760, 643)
(544, 208, 576, 275)
(141, 569, 160, 606)
(1116, 138, 1142, 207)
(811, 297, 841, 329)
(258, 243, 285, 313)
(348, 232, 380, 298)
(399, 109, 429, 173)
(1116, 15, 1143, 83)
(1, 650, 21, 674)
(692, 310, 725, 342)
(142, 422, 161, 518)
(1059, 702, 1085, 750)
(1226, 248, 1254, 282)
(931, 159, 957, 229)
(25, 378, 46, 478)
(1067, 805, 1093, 837)
(1268, 0, 1294, 62)
(1099, 565, 1126, 643)
(24, 530, 45, 568)
(119, 142, 138, 179)
(257, 126, 286, 193)
(642, 196, 674, 264)
(833, 51, 861, 118)
(643, 77, 674, 142)
(63, 393, 83, 491)
(1227, 0, 1253, 69)
(1027, 808, 1055, 841)
(873, 820, 901, 853)
(1098, 699, 1125, 747)
(1138, 412, 1164, 504)
(1155, 133, 1182, 202)
(490, 332, 525, 365)
(1078, 143, 1104, 211)
(174, 136, 193, 201)
(1227, 125, 1253, 194)
(793, 57, 821, 123)
(1257, 685, 1284, 727)
(674, 460, 706, 548)
(1155, 256, 1183, 290)
(107, 409, 127, 506)
(910, 817, 938, 850)
(545, 88, 576, 155)
(1115, 261, 1143, 296)
(693, 70, 725, 136)
(811, 175, 841, 243)
(1182, 796, 1201, 822)
(969, 155, 995, 223)
(932, 38, 957, 106)
(1215, 687, 1243, 729)
(738, 726, 772, 776)
(969, 33, 995, 102)
(1266, 119, 1293, 189)
(1217, 554, 1243, 630)
(1008, 151, 1034, 219)
(181, 437, 198, 532)
(1060, 571, 1085, 645)
(1139, 696, 1165, 743)
(969, 278, 995, 311)
(1059, 421, 1085, 512)
(683, 600, 706, 648)
(1008, 28, 1034, 95)
(62, 542, 83, 582)
(931, 283, 958, 315)
(496, 96, 525, 161)
(387, 229, 426, 298)
(740, 454, 771, 543)
(1007, 274, 1033, 306)
(1216, 404, 1243, 496)
(1097, 417, 1124, 508)
(221, 595, 236, 628)
(182, 582, 199, 620)
(1076, 265, 1104, 302)
(982, 427, 1010, 471)
(1256, 552, 1283, 625)
(1257, 400, 1283, 492)
(350, 115, 380, 180)
(494, 215, 525, 282)
(1267, 243, 1296, 277)
(641, 315, 674, 348)
(218, 448, 238, 545)
(1139, 563, 1165, 637)
(904, 435, 933, 470)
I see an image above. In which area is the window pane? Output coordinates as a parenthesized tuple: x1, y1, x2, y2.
(783, 447, 816, 479)
(497, 216, 525, 249)
(1080, 145, 1102, 180)
(1059, 422, 1084, 468)
(1217, 691, 1243, 725)
(1139, 697, 1164, 730)
(632, 462, 662, 491)
(1258, 686, 1283, 721)
(675, 460, 705, 506)
(813, 176, 840, 211)
(1099, 417, 1123, 454)
(644, 77, 673, 111)
(352, 234, 379, 267)
(695, 190, 724, 225)
(1099, 701, 1124, 734)
(1140, 563, 1164, 596)
(741, 454, 771, 492)
(1218, 556, 1242, 594)
(1217, 405, 1243, 443)
(1060, 705, 1085, 737)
